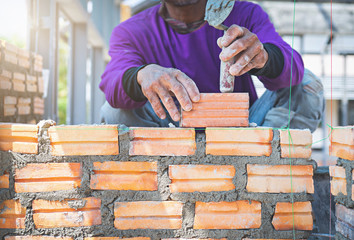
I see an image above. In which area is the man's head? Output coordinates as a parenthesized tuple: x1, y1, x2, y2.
(163, 0, 200, 7)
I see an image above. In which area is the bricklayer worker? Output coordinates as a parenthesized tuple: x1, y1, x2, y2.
(99, 0, 325, 132)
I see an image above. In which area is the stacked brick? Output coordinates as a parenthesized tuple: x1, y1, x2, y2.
(329, 126, 354, 240)
(0, 121, 316, 239)
(0, 40, 44, 123)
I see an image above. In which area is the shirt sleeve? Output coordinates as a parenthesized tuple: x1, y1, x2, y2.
(245, 4, 304, 90)
(99, 25, 147, 109)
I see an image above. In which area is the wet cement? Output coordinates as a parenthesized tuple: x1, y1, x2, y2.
(0, 123, 316, 239)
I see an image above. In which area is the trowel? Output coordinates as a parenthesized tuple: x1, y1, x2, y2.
(204, 0, 236, 93)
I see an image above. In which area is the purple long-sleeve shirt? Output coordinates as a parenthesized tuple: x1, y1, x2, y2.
(100, 1, 304, 109)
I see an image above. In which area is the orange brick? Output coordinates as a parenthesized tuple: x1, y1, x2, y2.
(0, 172, 10, 188)
(84, 238, 150, 240)
(5, 237, 73, 240)
(38, 76, 44, 93)
(279, 129, 312, 158)
(91, 161, 157, 191)
(13, 72, 26, 92)
(169, 165, 235, 192)
(48, 125, 118, 156)
(330, 126, 354, 160)
(272, 201, 313, 231)
(34, 97, 44, 115)
(15, 162, 82, 193)
(114, 201, 183, 229)
(0, 70, 12, 90)
(247, 164, 314, 193)
(2, 41, 18, 65)
(32, 197, 101, 228)
(194, 201, 261, 229)
(129, 128, 195, 156)
(329, 166, 347, 196)
(17, 97, 31, 115)
(181, 93, 249, 127)
(206, 128, 273, 156)
(4, 96, 17, 116)
(18, 58, 30, 69)
(163, 239, 226, 240)
(0, 199, 26, 229)
(0, 123, 38, 154)
(335, 204, 354, 239)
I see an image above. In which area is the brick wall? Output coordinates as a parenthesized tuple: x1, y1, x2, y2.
(329, 126, 354, 240)
(0, 121, 316, 239)
(0, 40, 44, 123)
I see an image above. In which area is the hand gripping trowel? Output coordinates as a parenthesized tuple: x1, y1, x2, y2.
(204, 0, 236, 93)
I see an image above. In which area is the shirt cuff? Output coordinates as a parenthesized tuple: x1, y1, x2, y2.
(249, 43, 284, 79)
(122, 65, 149, 102)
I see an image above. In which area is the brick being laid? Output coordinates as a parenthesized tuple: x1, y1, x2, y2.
(0, 70, 12, 90)
(5, 237, 73, 240)
(0, 171, 10, 188)
(0, 199, 26, 229)
(335, 204, 354, 239)
(205, 128, 273, 156)
(330, 126, 354, 161)
(169, 165, 235, 192)
(129, 127, 195, 156)
(0, 123, 38, 154)
(4, 96, 17, 116)
(90, 161, 157, 191)
(194, 200, 261, 229)
(329, 166, 347, 196)
(272, 201, 313, 231)
(114, 201, 183, 229)
(32, 197, 101, 228)
(48, 125, 118, 156)
(247, 164, 314, 193)
(85, 238, 150, 240)
(13, 72, 26, 92)
(279, 129, 312, 158)
(180, 93, 249, 127)
(15, 162, 82, 193)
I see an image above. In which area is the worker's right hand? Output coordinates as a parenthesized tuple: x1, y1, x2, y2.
(137, 64, 200, 122)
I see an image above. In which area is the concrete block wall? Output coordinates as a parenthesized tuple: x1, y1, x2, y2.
(0, 121, 316, 239)
(329, 126, 354, 240)
(0, 40, 44, 123)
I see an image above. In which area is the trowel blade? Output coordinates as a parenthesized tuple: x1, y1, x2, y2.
(204, 0, 235, 28)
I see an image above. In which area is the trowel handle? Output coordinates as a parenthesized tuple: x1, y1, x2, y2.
(220, 30, 235, 93)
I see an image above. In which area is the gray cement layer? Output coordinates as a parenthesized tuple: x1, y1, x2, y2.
(0, 123, 315, 239)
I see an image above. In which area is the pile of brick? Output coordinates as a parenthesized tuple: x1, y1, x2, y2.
(329, 126, 354, 239)
(0, 40, 44, 123)
(0, 118, 316, 239)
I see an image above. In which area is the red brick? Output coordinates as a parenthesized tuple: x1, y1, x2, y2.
(91, 161, 157, 191)
(0, 172, 10, 188)
(5, 237, 73, 240)
(85, 238, 150, 240)
(279, 129, 312, 158)
(194, 201, 261, 229)
(129, 128, 195, 156)
(17, 97, 31, 115)
(330, 126, 354, 160)
(0, 199, 26, 229)
(32, 197, 101, 228)
(34, 97, 44, 115)
(247, 164, 314, 193)
(48, 125, 118, 156)
(26, 75, 37, 92)
(169, 165, 235, 192)
(272, 201, 313, 231)
(0, 123, 38, 154)
(4, 96, 17, 116)
(13, 72, 26, 92)
(114, 201, 183, 229)
(0, 70, 12, 90)
(15, 162, 82, 193)
(206, 128, 273, 156)
(329, 166, 347, 196)
(181, 93, 249, 127)
(335, 204, 354, 239)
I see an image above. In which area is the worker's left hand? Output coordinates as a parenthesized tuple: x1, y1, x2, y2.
(217, 24, 268, 76)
